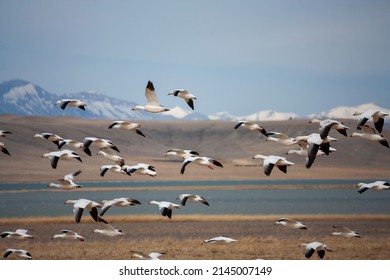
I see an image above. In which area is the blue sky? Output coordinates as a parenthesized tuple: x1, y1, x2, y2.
(0, 0, 389, 116)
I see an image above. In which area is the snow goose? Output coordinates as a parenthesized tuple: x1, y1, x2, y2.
(353, 109, 389, 133)
(202, 236, 237, 244)
(64, 198, 102, 223)
(1, 229, 34, 239)
(309, 118, 349, 139)
(108, 121, 145, 137)
(0, 130, 12, 137)
(356, 180, 390, 194)
(0, 142, 10, 156)
(3, 248, 32, 260)
(132, 251, 165, 260)
(252, 154, 294, 176)
(99, 164, 127, 177)
(48, 169, 83, 190)
(275, 218, 307, 230)
(34, 132, 64, 149)
(350, 125, 389, 148)
(330, 226, 361, 238)
(149, 200, 181, 219)
(83, 137, 120, 153)
(97, 149, 125, 166)
(55, 98, 86, 111)
(41, 149, 82, 169)
(165, 149, 200, 159)
(299, 242, 332, 259)
(177, 194, 209, 206)
(286, 144, 335, 157)
(94, 222, 123, 237)
(52, 230, 85, 241)
(58, 139, 91, 156)
(180, 156, 223, 174)
(122, 163, 156, 177)
(131, 81, 170, 113)
(234, 121, 268, 136)
(99, 197, 141, 217)
(265, 132, 298, 145)
(168, 89, 197, 110)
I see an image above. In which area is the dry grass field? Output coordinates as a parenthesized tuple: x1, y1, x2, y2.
(0, 115, 389, 260)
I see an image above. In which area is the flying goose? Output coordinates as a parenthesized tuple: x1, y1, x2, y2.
(356, 180, 390, 194)
(83, 137, 120, 153)
(168, 89, 197, 110)
(180, 156, 223, 175)
(330, 226, 361, 238)
(48, 169, 83, 190)
(131, 251, 165, 260)
(96, 149, 125, 166)
(350, 125, 389, 148)
(234, 121, 268, 136)
(299, 242, 332, 259)
(202, 236, 237, 244)
(34, 132, 64, 149)
(176, 194, 209, 206)
(108, 121, 145, 137)
(122, 163, 156, 177)
(41, 149, 82, 169)
(308, 118, 349, 139)
(55, 98, 86, 111)
(0, 142, 10, 156)
(353, 109, 389, 133)
(52, 230, 85, 241)
(0, 130, 12, 137)
(99, 197, 141, 217)
(265, 132, 299, 145)
(275, 218, 307, 230)
(1, 229, 34, 239)
(131, 81, 170, 113)
(3, 248, 32, 260)
(58, 139, 91, 156)
(149, 200, 181, 219)
(94, 222, 123, 237)
(99, 164, 127, 177)
(165, 149, 200, 159)
(64, 198, 102, 223)
(252, 154, 294, 176)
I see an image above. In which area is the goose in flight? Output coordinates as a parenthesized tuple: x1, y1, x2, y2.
(286, 144, 335, 157)
(0, 142, 10, 156)
(1, 229, 34, 239)
(122, 163, 157, 177)
(356, 180, 390, 194)
(48, 169, 83, 190)
(58, 139, 91, 156)
(0, 130, 12, 137)
(83, 137, 120, 153)
(202, 236, 237, 244)
(52, 230, 85, 241)
(94, 222, 123, 237)
(252, 154, 294, 176)
(99, 197, 141, 217)
(265, 132, 299, 146)
(176, 194, 209, 206)
(234, 121, 268, 136)
(55, 98, 86, 111)
(353, 109, 389, 133)
(165, 149, 200, 159)
(308, 118, 349, 139)
(97, 149, 125, 166)
(64, 198, 102, 223)
(3, 248, 32, 260)
(108, 121, 145, 137)
(180, 156, 223, 174)
(275, 218, 307, 230)
(99, 164, 127, 177)
(41, 149, 82, 169)
(131, 81, 170, 113)
(149, 200, 181, 219)
(34, 132, 64, 149)
(299, 242, 332, 259)
(168, 89, 197, 110)
(350, 125, 389, 148)
(131, 251, 165, 260)
(330, 226, 361, 238)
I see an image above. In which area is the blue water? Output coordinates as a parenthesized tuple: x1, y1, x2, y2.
(1, 180, 390, 217)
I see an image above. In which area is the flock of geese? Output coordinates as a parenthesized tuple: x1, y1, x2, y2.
(1, 80, 389, 260)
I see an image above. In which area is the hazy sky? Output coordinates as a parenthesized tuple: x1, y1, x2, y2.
(1, 0, 389, 116)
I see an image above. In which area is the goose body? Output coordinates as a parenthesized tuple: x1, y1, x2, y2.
(97, 149, 125, 166)
(64, 198, 102, 223)
(94, 223, 123, 237)
(3, 248, 32, 260)
(83, 137, 120, 153)
(356, 180, 390, 194)
(234, 121, 267, 136)
(122, 163, 156, 177)
(275, 218, 307, 229)
(299, 242, 332, 259)
(131, 81, 169, 113)
(99, 164, 126, 177)
(1, 229, 33, 239)
(0, 142, 10, 156)
(48, 170, 83, 190)
(353, 109, 389, 133)
(52, 230, 85, 241)
(58, 139, 91, 156)
(168, 89, 197, 110)
(309, 118, 349, 139)
(149, 200, 181, 219)
(265, 132, 298, 145)
(202, 236, 237, 244)
(330, 226, 361, 238)
(34, 132, 64, 149)
(165, 149, 200, 159)
(350, 125, 389, 148)
(0, 130, 12, 137)
(177, 194, 209, 206)
(99, 197, 141, 217)
(180, 156, 223, 174)
(41, 149, 82, 169)
(55, 99, 86, 111)
(132, 251, 165, 260)
(252, 154, 294, 176)
(108, 121, 145, 137)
